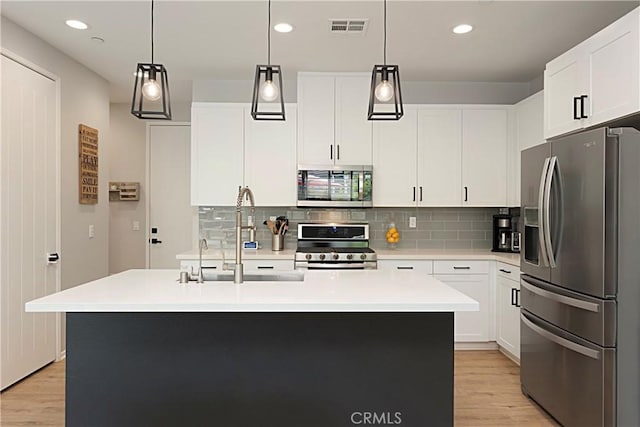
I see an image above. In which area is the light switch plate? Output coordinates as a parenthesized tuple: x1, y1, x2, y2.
(88, 224, 95, 238)
(409, 217, 417, 228)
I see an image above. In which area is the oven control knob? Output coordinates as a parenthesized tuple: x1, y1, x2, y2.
(360, 254, 367, 260)
(332, 253, 339, 260)
(305, 254, 312, 260)
(346, 254, 353, 260)
(319, 254, 326, 260)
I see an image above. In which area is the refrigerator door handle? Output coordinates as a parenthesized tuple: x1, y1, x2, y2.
(521, 314, 600, 360)
(520, 278, 600, 313)
(544, 156, 558, 268)
(538, 157, 551, 267)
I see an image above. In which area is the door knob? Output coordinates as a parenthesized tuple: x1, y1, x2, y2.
(150, 238, 163, 244)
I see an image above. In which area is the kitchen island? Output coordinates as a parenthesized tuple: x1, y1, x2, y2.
(26, 269, 478, 427)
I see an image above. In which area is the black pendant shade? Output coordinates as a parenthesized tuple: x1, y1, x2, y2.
(251, 65, 285, 120)
(131, 0, 172, 120)
(251, 0, 285, 121)
(368, 64, 403, 120)
(131, 63, 172, 120)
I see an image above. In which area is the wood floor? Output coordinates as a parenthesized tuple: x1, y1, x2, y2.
(0, 351, 557, 426)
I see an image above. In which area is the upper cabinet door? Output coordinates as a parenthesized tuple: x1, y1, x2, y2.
(335, 74, 373, 165)
(297, 75, 335, 164)
(417, 108, 463, 207)
(544, 45, 588, 139)
(462, 108, 508, 207)
(244, 105, 297, 207)
(373, 106, 418, 207)
(191, 104, 244, 206)
(586, 9, 639, 127)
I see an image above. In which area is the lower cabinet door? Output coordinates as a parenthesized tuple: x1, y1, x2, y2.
(496, 276, 521, 358)
(435, 274, 490, 342)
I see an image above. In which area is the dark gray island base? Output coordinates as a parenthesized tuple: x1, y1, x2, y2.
(66, 312, 453, 427)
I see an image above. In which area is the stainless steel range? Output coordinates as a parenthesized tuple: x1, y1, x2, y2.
(294, 223, 377, 270)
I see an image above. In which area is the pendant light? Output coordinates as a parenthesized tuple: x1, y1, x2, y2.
(368, 0, 403, 120)
(131, 0, 172, 120)
(251, 0, 286, 121)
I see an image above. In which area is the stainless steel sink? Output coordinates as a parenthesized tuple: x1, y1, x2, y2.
(199, 271, 304, 282)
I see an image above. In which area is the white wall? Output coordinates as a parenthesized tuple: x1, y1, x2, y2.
(108, 102, 191, 274)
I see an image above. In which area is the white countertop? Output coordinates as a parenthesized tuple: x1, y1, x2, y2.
(176, 248, 521, 267)
(25, 269, 479, 313)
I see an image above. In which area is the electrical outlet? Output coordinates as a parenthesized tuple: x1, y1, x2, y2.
(132, 221, 140, 231)
(409, 217, 417, 228)
(88, 224, 95, 238)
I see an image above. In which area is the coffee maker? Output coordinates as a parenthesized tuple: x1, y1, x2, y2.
(492, 215, 515, 252)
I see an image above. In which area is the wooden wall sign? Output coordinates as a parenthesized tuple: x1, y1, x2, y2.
(78, 124, 99, 204)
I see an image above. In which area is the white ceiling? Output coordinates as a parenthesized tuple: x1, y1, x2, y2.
(2, 1, 638, 102)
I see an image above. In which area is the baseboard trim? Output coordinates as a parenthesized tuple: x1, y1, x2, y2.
(454, 342, 499, 351)
(57, 350, 66, 361)
(498, 347, 520, 365)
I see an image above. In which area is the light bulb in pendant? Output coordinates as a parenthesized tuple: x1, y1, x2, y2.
(374, 80, 394, 102)
(142, 79, 162, 101)
(260, 80, 279, 102)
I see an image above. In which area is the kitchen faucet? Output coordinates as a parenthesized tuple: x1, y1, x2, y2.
(222, 186, 256, 284)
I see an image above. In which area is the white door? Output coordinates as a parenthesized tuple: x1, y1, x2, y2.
(462, 108, 508, 206)
(335, 74, 373, 165)
(148, 124, 195, 269)
(435, 274, 490, 342)
(417, 108, 462, 206)
(297, 75, 335, 164)
(1, 55, 58, 389)
(372, 106, 418, 207)
(244, 105, 297, 206)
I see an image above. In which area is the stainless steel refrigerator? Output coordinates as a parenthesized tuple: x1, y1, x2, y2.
(520, 126, 640, 427)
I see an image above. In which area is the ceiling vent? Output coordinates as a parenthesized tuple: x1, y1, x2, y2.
(329, 19, 369, 35)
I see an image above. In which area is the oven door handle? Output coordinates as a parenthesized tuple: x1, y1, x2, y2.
(521, 313, 600, 360)
(302, 263, 375, 270)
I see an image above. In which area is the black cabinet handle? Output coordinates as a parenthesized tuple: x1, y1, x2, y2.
(499, 268, 512, 274)
(413, 186, 416, 202)
(573, 96, 581, 120)
(330, 145, 333, 160)
(419, 186, 423, 202)
(453, 266, 471, 270)
(337, 144, 340, 160)
(464, 186, 468, 202)
(257, 266, 274, 269)
(516, 289, 521, 307)
(397, 266, 414, 270)
(47, 252, 60, 263)
(580, 95, 589, 119)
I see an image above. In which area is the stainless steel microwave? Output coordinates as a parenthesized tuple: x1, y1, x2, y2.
(297, 165, 372, 207)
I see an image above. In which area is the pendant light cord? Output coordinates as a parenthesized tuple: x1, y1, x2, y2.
(383, 0, 387, 65)
(150, 0, 155, 64)
(267, 0, 271, 65)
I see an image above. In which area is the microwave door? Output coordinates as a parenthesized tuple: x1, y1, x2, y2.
(521, 143, 552, 282)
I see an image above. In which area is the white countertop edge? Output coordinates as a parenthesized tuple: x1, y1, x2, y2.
(26, 302, 479, 313)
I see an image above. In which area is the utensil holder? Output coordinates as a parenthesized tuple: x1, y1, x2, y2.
(271, 234, 284, 251)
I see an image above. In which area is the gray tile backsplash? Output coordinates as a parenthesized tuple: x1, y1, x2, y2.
(199, 206, 498, 251)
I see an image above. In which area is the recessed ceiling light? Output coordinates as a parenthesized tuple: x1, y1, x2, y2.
(274, 23, 294, 33)
(65, 19, 88, 30)
(453, 24, 473, 34)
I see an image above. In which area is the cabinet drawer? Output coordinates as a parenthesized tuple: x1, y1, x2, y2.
(496, 262, 521, 282)
(378, 260, 433, 274)
(180, 260, 222, 271)
(243, 260, 294, 271)
(433, 260, 489, 274)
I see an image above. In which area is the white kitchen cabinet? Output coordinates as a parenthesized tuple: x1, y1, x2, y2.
(191, 103, 297, 206)
(418, 108, 463, 206)
(377, 259, 433, 274)
(496, 262, 521, 360)
(434, 260, 491, 342)
(245, 105, 297, 206)
(462, 108, 508, 207)
(508, 91, 544, 207)
(544, 7, 639, 139)
(297, 72, 372, 165)
(372, 106, 418, 207)
(191, 103, 244, 206)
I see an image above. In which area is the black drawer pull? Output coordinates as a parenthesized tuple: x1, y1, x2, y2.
(257, 266, 275, 269)
(499, 268, 512, 274)
(397, 266, 414, 270)
(453, 266, 471, 270)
